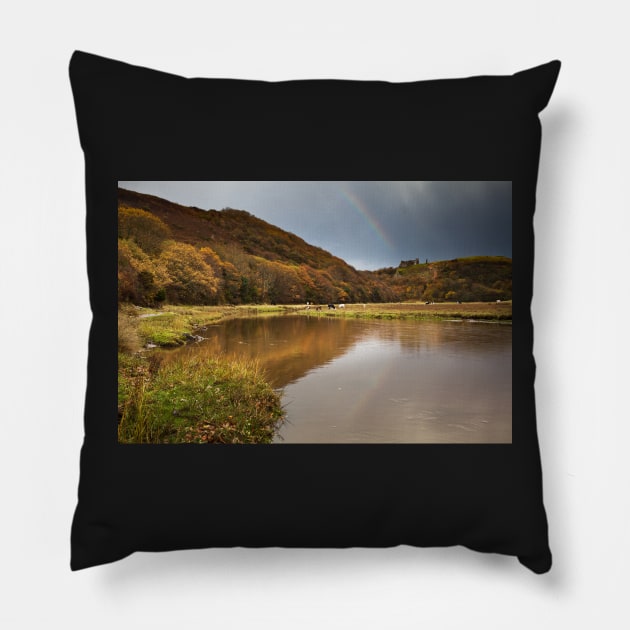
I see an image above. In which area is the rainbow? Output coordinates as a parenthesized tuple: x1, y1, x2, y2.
(336, 182, 396, 252)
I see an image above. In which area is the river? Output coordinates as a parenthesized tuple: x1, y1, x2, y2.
(163, 314, 512, 444)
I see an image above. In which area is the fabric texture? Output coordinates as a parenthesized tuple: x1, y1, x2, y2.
(69, 51, 560, 573)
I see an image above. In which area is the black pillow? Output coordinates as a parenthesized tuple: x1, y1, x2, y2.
(69, 51, 559, 573)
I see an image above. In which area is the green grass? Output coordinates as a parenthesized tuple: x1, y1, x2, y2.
(136, 309, 224, 347)
(118, 352, 284, 444)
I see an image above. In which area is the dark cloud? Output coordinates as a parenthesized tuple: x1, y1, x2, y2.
(118, 181, 511, 270)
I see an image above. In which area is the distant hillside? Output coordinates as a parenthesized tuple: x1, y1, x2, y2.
(118, 189, 512, 307)
(374, 256, 512, 303)
(118, 188, 397, 306)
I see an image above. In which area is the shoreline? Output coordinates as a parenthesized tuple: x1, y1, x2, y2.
(122, 301, 512, 349)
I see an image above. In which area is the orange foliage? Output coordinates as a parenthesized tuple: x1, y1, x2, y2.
(160, 241, 219, 304)
(118, 238, 170, 305)
(118, 206, 171, 254)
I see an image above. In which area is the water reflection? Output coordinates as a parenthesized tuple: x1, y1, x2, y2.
(164, 315, 367, 388)
(164, 315, 512, 444)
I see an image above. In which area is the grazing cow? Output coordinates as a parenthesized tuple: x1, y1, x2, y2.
(338, 303, 345, 309)
(327, 304, 336, 309)
(315, 306, 322, 311)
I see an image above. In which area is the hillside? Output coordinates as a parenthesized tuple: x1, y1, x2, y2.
(374, 256, 512, 303)
(118, 188, 511, 307)
(118, 188, 397, 306)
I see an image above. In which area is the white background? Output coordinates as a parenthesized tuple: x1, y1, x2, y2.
(1, 1, 628, 628)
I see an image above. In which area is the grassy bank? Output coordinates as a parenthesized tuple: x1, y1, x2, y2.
(297, 301, 512, 321)
(120, 304, 295, 349)
(118, 352, 284, 444)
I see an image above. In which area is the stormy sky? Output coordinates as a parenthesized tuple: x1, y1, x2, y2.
(118, 181, 511, 270)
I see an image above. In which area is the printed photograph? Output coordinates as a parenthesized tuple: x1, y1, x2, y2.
(117, 181, 512, 444)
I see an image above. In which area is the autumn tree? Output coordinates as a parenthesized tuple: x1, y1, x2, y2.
(200, 247, 223, 276)
(160, 242, 219, 304)
(118, 238, 170, 305)
(118, 206, 171, 255)
(267, 261, 303, 303)
(296, 265, 318, 302)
